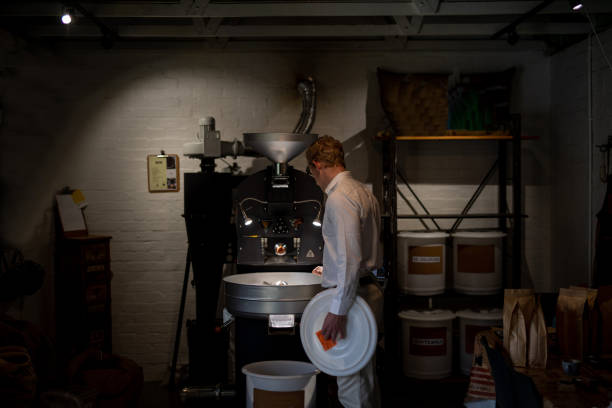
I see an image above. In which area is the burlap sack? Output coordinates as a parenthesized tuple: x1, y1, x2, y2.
(377, 68, 449, 136)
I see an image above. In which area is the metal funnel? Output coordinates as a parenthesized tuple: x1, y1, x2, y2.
(243, 133, 318, 164)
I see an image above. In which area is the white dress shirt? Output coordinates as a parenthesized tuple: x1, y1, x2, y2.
(321, 171, 382, 315)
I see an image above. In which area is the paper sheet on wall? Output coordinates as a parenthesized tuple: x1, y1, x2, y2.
(56, 194, 87, 234)
(148, 156, 167, 190)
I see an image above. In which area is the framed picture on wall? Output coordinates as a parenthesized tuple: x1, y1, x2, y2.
(147, 152, 180, 193)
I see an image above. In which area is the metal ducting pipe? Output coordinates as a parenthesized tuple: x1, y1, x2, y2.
(293, 77, 316, 134)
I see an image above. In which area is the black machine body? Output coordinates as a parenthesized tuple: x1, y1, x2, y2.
(235, 165, 324, 269)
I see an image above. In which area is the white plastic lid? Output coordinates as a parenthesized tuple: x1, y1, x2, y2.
(398, 231, 449, 239)
(398, 309, 455, 322)
(300, 289, 377, 377)
(455, 308, 502, 321)
(451, 231, 506, 239)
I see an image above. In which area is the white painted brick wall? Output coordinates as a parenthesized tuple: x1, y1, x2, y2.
(1, 44, 553, 381)
(550, 28, 612, 289)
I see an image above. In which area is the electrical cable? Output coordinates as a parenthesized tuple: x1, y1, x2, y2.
(584, 11, 612, 74)
(583, 10, 612, 185)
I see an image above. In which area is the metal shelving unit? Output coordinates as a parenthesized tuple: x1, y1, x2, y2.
(380, 114, 524, 379)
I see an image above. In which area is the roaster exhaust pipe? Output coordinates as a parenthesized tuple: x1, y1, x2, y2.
(293, 77, 316, 134)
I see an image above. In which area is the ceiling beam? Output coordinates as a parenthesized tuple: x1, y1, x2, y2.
(3, 1, 612, 18)
(491, 0, 555, 39)
(394, 15, 424, 35)
(31, 22, 590, 38)
(413, 0, 441, 15)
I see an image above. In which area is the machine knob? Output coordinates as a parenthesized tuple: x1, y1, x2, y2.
(272, 220, 289, 235)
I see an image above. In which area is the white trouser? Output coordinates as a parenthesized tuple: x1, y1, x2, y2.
(336, 282, 383, 408)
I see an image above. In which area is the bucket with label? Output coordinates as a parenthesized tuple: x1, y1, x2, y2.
(452, 231, 506, 295)
(398, 309, 455, 379)
(397, 232, 448, 296)
(242, 360, 319, 408)
(456, 309, 502, 375)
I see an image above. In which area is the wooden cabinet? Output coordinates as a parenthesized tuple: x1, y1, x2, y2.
(56, 235, 112, 357)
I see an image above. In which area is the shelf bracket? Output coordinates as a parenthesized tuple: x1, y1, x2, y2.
(397, 166, 442, 231)
(450, 159, 499, 233)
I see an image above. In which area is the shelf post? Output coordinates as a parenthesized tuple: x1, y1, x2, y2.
(512, 114, 522, 288)
(499, 140, 508, 288)
(381, 134, 399, 381)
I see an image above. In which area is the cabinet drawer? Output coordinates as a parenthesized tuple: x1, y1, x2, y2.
(85, 284, 107, 305)
(85, 264, 109, 281)
(83, 243, 108, 264)
(89, 329, 106, 348)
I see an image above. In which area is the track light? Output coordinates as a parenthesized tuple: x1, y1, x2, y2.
(293, 200, 323, 227)
(239, 204, 253, 226)
(238, 197, 268, 227)
(312, 208, 322, 227)
(569, 0, 583, 11)
(61, 8, 73, 25)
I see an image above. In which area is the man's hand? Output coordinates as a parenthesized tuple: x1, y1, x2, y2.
(321, 312, 347, 341)
(312, 266, 323, 276)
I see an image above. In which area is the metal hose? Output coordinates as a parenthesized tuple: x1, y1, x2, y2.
(292, 77, 316, 134)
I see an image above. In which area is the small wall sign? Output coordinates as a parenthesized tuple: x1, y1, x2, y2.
(147, 151, 180, 193)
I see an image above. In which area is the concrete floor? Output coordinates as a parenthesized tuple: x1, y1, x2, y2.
(137, 374, 470, 408)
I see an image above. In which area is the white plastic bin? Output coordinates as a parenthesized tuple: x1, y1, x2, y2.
(398, 309, 455, 379)
(452, 231, 506, 295)
(397, 232, 448, 296)
(456, 309, 502, 375)
(242, 360, 319, 408)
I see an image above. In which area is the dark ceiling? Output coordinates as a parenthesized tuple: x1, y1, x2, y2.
(1, 0, 611, 52)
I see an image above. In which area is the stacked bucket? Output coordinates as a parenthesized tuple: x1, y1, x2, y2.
(397, 231, 505, 379)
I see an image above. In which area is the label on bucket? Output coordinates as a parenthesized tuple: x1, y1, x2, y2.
(410, 326, 447, 356)
(409, 246, 443, 275)
(457, 245, 494, 274)
(254, 388, 304, 408)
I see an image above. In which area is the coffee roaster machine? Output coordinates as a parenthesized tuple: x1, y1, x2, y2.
(177, 78, 325, 402)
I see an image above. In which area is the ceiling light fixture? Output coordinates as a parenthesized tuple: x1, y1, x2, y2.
(569, 0, 583, 11)
(61, 8, 73, 25)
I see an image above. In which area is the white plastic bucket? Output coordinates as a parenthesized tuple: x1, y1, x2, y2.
(452, 231, 506, 295)
(397, 232, 448, 295)
(456, 309, 502, 375)
(242, 360, 319, 408)
(398, 309, 455, 379)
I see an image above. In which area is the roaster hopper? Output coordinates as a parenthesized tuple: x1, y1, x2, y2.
(235, 132, 324, 267)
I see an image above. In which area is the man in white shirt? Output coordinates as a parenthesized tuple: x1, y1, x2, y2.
(306, 135, 383, 408)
